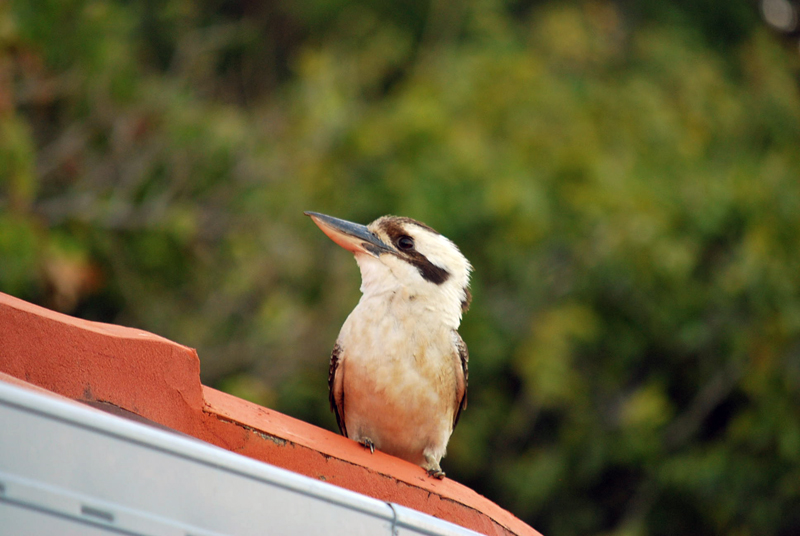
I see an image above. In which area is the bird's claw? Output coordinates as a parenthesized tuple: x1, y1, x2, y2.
(426, 468, 446, 479)
(361, 438, 375, 454)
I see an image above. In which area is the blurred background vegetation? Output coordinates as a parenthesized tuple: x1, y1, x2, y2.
(3, 0, 800, 534)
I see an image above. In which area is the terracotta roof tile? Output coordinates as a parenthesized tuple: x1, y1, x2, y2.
(0, 291, 540, 536)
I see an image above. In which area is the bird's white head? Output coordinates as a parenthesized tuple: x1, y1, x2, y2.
(306, 212, 472, 324)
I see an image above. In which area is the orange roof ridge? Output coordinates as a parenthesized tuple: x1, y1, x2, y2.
(0, 291, 540, 536)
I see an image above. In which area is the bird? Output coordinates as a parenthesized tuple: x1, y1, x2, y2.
(305, 211, 472, 479)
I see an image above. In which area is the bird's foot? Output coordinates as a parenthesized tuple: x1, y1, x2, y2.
(360, 438, 375, 454)
(423, 452, 445, 479)
(426, 468, 446, 479)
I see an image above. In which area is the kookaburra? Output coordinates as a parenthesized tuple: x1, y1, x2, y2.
(306, 211, 472, 478)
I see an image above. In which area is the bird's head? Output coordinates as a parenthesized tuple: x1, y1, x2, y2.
(306, 211, 472, 321)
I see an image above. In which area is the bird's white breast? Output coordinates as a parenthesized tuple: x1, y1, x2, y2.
(337, 285, 460, 465)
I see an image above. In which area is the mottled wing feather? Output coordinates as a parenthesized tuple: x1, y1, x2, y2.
(329, 343, 347, 437)
(453, 331, 469, 429)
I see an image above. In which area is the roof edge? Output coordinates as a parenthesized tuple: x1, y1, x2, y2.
(0, 291, 540, 536)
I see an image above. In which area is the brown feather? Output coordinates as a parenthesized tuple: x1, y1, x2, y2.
(452, 331, 469, 429)
(329, 343, 347, 437)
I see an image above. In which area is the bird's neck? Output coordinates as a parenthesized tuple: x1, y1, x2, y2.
(354, 253, 464, 329)
(358, 282, 463, 331)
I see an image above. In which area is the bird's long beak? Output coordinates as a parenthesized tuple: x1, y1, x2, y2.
(305, 212, 392, 257)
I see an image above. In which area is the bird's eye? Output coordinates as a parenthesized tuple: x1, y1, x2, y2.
(397, 236, 414, 251)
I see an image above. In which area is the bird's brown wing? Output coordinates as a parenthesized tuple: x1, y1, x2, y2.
(452, 331, 469, 429)
(329, 342, 347, 437)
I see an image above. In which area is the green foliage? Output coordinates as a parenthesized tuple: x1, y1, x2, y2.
(3, 0, 800, 534)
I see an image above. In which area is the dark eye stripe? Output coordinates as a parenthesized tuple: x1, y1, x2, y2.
(407, 255, 450, 284)
(379, 219, 450, 285)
